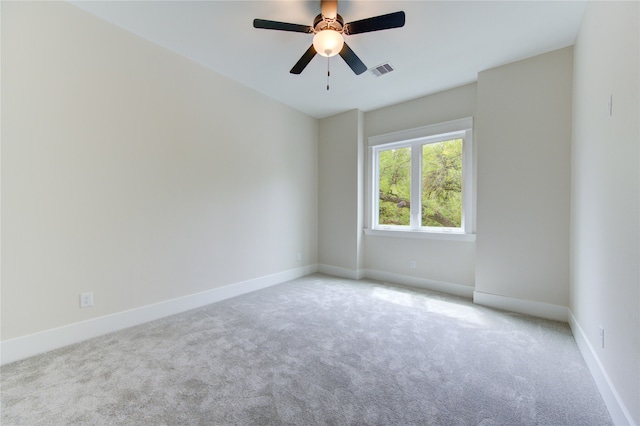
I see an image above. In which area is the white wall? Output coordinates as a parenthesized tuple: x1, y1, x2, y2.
(1, 2, 318, 341)
(318, 109, 363, 278)
(475, 47, 573, 309)
(570, 2, 639, 424)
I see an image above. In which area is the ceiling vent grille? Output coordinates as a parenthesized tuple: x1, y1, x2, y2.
(370, 62, 394, 77)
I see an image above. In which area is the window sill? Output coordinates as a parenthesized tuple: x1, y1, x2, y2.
(364, 228, 476, 242)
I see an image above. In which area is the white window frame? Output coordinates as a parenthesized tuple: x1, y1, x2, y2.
(366, 118, 475, 241)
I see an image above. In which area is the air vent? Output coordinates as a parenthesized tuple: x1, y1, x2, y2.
(370, 62, 395, 77)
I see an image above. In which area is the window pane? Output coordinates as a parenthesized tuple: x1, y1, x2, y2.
(421, 139, 462, 227)
(378, 147, 411, 226)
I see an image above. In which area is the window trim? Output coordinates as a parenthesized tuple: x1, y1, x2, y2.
(366, 118, 475, 240)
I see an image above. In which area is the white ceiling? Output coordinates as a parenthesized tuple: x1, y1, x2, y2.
(69, 0, 586, 118)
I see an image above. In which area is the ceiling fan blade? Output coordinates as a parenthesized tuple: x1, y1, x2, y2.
(339, 42, 367, 75)
(290, 45, 317, 74)
(321, 0, 338, 19)
(344, 11, 405, 35)
(253, 19, 313, 33)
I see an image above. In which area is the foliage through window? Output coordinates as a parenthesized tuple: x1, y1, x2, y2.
(421, 139, 462, 227)
(370, 119, 473, 235)
(378, 146, 411, 226)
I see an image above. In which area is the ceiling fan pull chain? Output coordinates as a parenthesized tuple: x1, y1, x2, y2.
(327, 57, 331, 91)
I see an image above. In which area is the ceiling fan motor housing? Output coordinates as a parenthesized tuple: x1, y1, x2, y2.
(313, 14, 344, 33)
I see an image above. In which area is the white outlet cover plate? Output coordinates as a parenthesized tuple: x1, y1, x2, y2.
(80, 292, 94, 308)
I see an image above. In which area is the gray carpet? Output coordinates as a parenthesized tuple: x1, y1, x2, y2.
(1, 274, 612, 425)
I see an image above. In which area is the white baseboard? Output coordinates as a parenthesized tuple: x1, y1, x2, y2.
(362, 268, 475, 299)
(318, 264, 364, 280)
(473, 291, 568, 322)
(0, 265, 318, 366)
(568, 311, 635, 426)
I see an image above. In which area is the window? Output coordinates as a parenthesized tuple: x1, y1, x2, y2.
(367, 118, 474, 240)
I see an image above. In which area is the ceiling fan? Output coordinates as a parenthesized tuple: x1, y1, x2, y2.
(253, 0, 405, 76)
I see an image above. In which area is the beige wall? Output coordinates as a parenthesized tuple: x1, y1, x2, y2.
(318, 109, 363, 276)
(363, 84, 477, 288)
(475, 47, 573, 306)
(571, 1, 639, 423)
(1, 2, 318, 340)
(365, 83, 478, 138)
(317, 84, 478, 289)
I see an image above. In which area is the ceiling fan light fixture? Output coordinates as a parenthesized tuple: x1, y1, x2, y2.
(313, 29, 344, 57)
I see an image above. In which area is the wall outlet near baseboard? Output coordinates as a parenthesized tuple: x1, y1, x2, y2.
(409, 260, 416, 269)
(80, 292, 94, 308)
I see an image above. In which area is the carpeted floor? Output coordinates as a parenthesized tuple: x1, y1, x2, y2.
(1, 274, 612, 425)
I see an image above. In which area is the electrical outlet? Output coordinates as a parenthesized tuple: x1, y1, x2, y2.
(410, 260, 416, 269)
(80, 292, 93, 308)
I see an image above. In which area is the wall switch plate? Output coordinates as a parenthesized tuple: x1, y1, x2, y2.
(80, 292, 93, 308)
